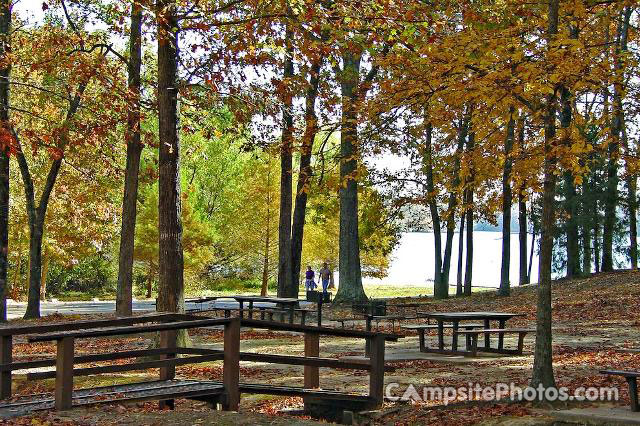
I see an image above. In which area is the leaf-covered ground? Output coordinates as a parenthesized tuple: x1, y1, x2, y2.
(2, 270, 639, 425)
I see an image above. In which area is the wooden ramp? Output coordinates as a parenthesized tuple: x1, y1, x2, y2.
(0, 380, 224, 418)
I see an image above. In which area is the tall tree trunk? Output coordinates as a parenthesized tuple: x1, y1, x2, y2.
(40, 245, 49, 300)
(116, 0, 143, 317)
(594, 210, 601, 273)
(261, 221, 270, 297)
(463, 122, 474, 297)
(456, 212, 464, 296)
(625, 122, 637, 269)
(564, 171, 579, 277)
(0, 0, 10, 321)
(561, 85, 579, 279)
(277, 23, 294, 298)
(334, 51, 366, 304)
(146, 266, 153, 298)
(602, 8, 630, 272)
(531, 0, 558, 389)
(528, 229, 535, 283)
(517, 117, 529, 286)
(629, 192, 638, 268)
(10, 252, 19, 300)
(156, 0, 184, 315)
(438, 113, 469, 299)
(518, 189, 529, 285)
(581, 175, 592, 274)
(424, 121, 444, 288)
(499, 108, 515, 296)
(290, 57, 322, 293)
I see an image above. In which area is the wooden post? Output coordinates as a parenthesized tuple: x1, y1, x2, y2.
(365, 316, 372, 356)
(55, 337, 74, 410)
(159, 329, 177, 381)
(627, 377, 639, 412)
(159, 329, 177, 409)
(451, 320, 459, 351)
(517, 332, 526, 354)
(437, 320, 444, 350)
(418, 329, 425, 352)
(368, 334, 385, 407)
(484, 319, 491, 348)
(498, 319, 506, 349)
(304, 332, 319, 389)
(0, 335, 12, 399)
(223, 318, 240, 411)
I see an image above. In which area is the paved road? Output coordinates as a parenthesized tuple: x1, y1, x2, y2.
(6, 298, 312, 320)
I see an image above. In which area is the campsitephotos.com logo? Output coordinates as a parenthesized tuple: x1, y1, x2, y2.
(385, 383, 619, 404)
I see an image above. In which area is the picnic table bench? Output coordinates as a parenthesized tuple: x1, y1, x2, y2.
(600, 370, 639, 412)
(418, 312, 527, 356)
(232, 296, 299, 324)
(402, 323, 484, 353)
(453, 328, 535, 357)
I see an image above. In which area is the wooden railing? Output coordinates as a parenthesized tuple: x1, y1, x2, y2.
(0, 314, 400, 414)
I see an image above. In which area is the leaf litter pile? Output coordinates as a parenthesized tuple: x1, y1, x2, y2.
(2, 270, 639, 425)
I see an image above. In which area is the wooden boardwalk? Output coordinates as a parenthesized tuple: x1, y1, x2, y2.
(0, 380, 224, 417)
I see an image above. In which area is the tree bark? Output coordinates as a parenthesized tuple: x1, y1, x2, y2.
(261, 223, 270, 297)
(40, 245, 49, 300)
(518, 189, 529, 285)
(602, 7, 631, 272)
(290, 57, 322, 294)
(624, 122, 637, 269)
(594, 210, 601, 274)
(334, 51, 366, 304)
(561, 84, 579, 279)
(531, 0, 558, 390)
(456, 212, 464, 296)
(277, 23, 294, 298)
(116, 0, 143, 317)
(424, 121, 444, 289)
(499, 108, 515, 296)
(156, 0, 184, 315)
(463, 118, 474, 297)
(0, 0, 10, 321)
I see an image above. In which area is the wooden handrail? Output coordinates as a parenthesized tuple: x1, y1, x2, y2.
(27, 352, 226, 380)
(0, 347, 180, 371)
(0, 313, 193, 337)
(240, 318, 401, 341)
(28, 318, 232, 342)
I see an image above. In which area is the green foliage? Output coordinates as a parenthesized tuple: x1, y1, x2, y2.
(46, 255, 116, 297)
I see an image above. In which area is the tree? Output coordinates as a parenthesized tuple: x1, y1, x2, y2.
(499, 108, 516, 296)
(333, 50, 367, 304)
(156, 0, 184, 315)
(0, 0, 9, 321)
(277, 21, 295, 299)
(531, 0, 559, 390)
(9, 19, 119, 318)
(116, 0, 143, 317)
(291, 55, 323, 291)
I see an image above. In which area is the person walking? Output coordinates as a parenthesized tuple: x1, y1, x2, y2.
(318, 262, 333, 295)
(304, 265, 316, 291)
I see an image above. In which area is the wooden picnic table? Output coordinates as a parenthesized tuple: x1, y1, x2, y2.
(231, 296, 299, 324)
(419, 312, 525, 355)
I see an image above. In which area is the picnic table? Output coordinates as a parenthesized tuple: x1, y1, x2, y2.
(232, 296, 299, 324)
(418, 311, 525, 355)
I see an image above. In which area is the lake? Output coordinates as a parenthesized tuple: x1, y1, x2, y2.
(361, 231, 540, 288)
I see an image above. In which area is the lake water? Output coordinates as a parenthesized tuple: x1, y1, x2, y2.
(361, 231, 540, 288)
